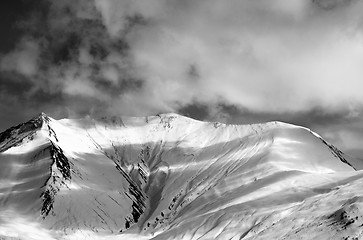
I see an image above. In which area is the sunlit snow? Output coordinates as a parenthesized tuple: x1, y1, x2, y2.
(0, 113, 362, 240)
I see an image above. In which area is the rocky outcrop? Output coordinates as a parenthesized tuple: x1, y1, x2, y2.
(0, 113, 49, 152)
(39, 114, 71, 218)
(40, 141, 71, 218)
(319, 137, 356, 170)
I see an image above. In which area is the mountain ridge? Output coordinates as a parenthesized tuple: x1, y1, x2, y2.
(1, 113, 362, 240)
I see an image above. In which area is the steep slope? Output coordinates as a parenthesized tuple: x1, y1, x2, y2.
(0, 113, 362, 240)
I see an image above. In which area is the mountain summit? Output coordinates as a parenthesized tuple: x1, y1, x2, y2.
(0, 113, 363, 240)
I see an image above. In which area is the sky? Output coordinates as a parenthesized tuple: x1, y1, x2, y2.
(0, 0, 363, 159)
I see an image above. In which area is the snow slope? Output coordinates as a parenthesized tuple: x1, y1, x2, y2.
(0, 113, 363, 240)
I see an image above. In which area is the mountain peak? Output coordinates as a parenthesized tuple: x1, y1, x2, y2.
(33, 112, 51, 124)
(1, 111, 362, 240)
(0, 112, 52, 152)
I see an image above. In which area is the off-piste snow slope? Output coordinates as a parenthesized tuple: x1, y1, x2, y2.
(1, 113, 363, 240)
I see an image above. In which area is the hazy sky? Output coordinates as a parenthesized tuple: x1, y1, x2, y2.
(0, 0, 363, 158)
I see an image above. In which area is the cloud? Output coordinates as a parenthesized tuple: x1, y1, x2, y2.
(79, 0, 363, 116)
(130, 0, 363, 113)
(0, 38, 39, 76)
(1, 0, 363, 134)
(313, 0, 356, 9)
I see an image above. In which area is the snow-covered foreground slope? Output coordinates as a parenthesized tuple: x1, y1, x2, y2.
(0, 113, 363, 240)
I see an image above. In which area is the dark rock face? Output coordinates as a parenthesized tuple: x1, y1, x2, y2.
(41, 184, 58, 217)
(328, 198, 363, 233)
(116, 164, 146, 230)
(40, 142, 71, 218)
(86, 131, 150, 231)
(0, 113, 47, 152)
(308, 130, 356, 170)
(49, 142, 71, 180)
(39, 144, 71, 219)
(0, 113, 72, 218)
(319, 137, 356, 170)
(157, 114, 176, 129)
(40, 115, 71, 218)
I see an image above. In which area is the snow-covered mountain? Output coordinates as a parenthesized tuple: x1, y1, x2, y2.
(1, 113, 363, 240)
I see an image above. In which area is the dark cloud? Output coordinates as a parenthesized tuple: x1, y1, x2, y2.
(0, 72, 33, 96)
(177, 99, 363, 157)
(178, 101, 358, 127)
(0, 1, 43, 53)
(177, 102, 209, 121)
(0, 0, 151, 126)
(92, 77, 144, 96)
(313, 0, 356, 9)
(187, 65, 200, 81)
